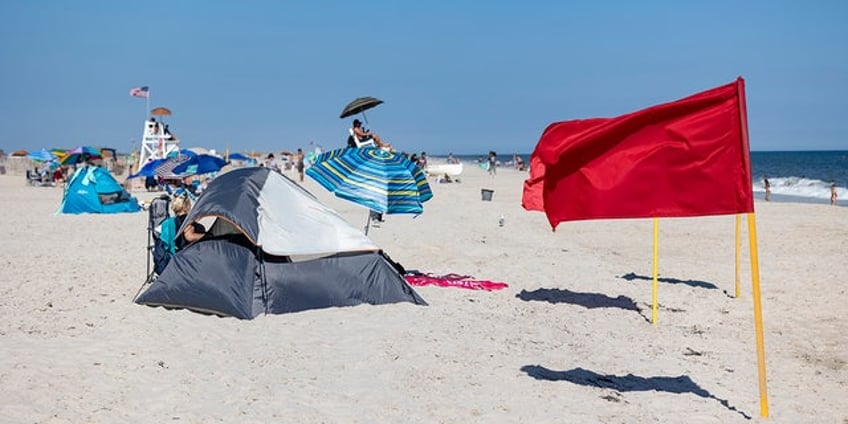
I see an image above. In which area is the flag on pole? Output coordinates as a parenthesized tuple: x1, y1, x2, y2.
(130, 86, 149, 98)
(523, 78, 753, 229)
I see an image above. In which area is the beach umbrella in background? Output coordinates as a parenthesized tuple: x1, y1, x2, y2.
(60, 146, 103, 165)
(27, 149, 58, 162)
(171, 154, 228, 176)
(128, 158, 170, 179)
(150, 107, 172, 117)
(339, 96, 383, 124)
(187, 146, 210, 155)
(306, 146, 432, 234)
(152, 150, 197, 177)
(228, 153, 251, 161)
(50, 148, 68, 158)
(11, 150, 28, 157)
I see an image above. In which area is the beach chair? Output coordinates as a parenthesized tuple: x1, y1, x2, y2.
(142, 195, 172, 286)
(348, 128, 376, 148)
(26, 169, 49, 186)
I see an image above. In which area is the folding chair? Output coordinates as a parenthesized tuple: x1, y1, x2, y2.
(145, 196, 172, 279)
(348, 128, 377, 148)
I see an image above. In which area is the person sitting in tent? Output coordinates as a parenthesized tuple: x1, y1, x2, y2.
(352, 119, 392, 150)
(160, 196, 206, 254)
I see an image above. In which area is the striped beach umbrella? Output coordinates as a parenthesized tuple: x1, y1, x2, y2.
(27, 149, 58, 162)
(154, 155, 193, 177)
(59, 145, 102, 165)
(307, 147, 433, 217)
(128, 158, 169, 179)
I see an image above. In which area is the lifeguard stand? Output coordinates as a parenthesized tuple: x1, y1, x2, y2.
(135, 118, 180, 173)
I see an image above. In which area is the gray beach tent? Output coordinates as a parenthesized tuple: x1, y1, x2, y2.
(135, 167, 426, 319)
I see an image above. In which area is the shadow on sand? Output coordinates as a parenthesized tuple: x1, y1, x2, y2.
(521, 365, 750, 420)
(516, 288, 650, 322)
(618, 272, 719, 290)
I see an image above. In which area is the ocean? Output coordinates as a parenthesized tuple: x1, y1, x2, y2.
(444, 150, 848, 206)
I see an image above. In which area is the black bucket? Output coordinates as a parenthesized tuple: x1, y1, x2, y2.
(481, 189, 494, 201)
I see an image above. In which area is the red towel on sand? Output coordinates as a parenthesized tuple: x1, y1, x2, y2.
(404, 273, 509, 291)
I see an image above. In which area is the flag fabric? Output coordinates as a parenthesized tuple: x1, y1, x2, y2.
(523, 78, 753, 229)
(130, 86, 149, 98)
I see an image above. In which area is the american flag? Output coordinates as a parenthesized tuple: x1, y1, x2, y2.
(129, 86, 149, 98)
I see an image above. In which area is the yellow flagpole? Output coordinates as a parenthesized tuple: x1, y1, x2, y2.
(735, 214, 742, 298)
(652, 217, 659, 324)
(747, 212, 769, 417)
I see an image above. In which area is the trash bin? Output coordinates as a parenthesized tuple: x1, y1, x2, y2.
(481, 189, 494, 201)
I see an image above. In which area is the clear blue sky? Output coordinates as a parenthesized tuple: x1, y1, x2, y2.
(1, 1, 846, 155)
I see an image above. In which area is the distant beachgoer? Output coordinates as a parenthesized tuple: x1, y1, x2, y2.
(764, 177, 771, 201)
(487, 151, 497, 177)
(447, 153, 458, 164)
(296, 148, 305, 182)
(418, 152, 428, 168)
(266, 153, 281, 173)
(831, 182, 838, 205)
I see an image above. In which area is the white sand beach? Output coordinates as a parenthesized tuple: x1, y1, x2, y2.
(0, 164, 845, 423)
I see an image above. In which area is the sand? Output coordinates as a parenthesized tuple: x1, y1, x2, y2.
(0, 164, 846, 423)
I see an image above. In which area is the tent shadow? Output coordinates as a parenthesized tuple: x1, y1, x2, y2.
(516, 288, 650, 323)
(521, 365, 751, 420)
(618, 272, 719, 290)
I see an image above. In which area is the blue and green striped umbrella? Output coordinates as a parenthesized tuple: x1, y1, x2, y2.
(307, 147, 432, 215)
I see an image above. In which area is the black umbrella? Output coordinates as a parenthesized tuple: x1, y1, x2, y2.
(339, 96, 383, 120)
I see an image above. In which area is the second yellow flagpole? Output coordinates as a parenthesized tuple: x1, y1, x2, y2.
(652, 217, 659, 324)
(747, 212, 770, 417)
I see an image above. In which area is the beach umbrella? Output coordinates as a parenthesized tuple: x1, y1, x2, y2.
(306, 147, 432, 234)
(27, 149, 58, 162)
(50, 148, 68, 158)
(171, 154, 228, 176)
(11, 150, 28, 157)
(186, 146, 209, 155)
(228, 152, 251, 161)
(60, 146, 103, 165)
(153, 152, 196, 178)
(128, 158, 170, 179)
(339, 96, 383, 122)
(151, 107, 172, 116)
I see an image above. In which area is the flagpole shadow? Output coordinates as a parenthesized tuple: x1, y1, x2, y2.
(521, 365, 751, 420)
(618, 272, 719, 290)
(516, 288, 650, 323)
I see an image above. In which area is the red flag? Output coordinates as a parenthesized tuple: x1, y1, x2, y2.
(523, 78, 753, 229)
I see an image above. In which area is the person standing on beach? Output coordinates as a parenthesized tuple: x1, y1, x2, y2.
(296, 148, 305, 182)
(831, 181, 838, 205)
(487, 151, 497, 177)
(764, 176, 771, 201)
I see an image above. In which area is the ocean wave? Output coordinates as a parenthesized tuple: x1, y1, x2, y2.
(752, 176, 843, 201)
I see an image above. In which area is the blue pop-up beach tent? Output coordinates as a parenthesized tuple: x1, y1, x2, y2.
(57, 166, 140, 214)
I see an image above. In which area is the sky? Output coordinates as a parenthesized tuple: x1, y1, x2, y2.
(1, 1, 846, 155)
